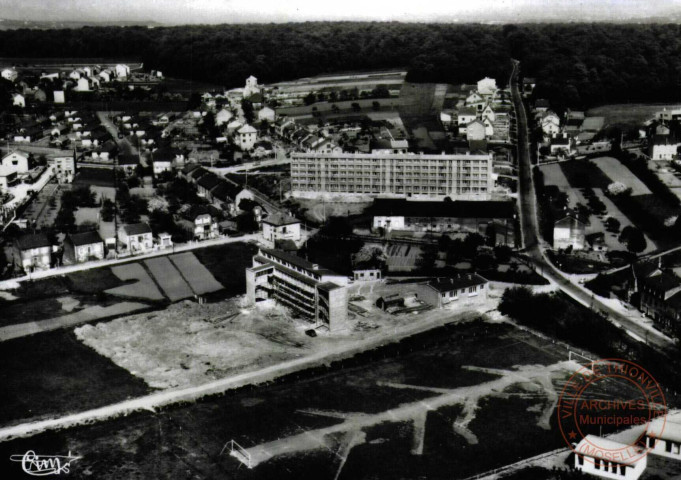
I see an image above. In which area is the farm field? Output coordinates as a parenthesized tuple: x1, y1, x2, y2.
(0, 320, 639, 480)
(169, 252, 223, 295)
(586, 103, 681, 126)
(651, 161, 681, 203)
(106, 263, 165, 301)
(144, 256, 193, 302)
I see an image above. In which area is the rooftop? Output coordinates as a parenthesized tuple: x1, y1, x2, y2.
(16, 233, 51, 250)
(262, 212, 301, 227)
(68, 230, 103, 247)
(427, 274, 488, 292)
(575, 435, 643, 464)
(123, 222, 152, 236)
(371, 198, 515, 219)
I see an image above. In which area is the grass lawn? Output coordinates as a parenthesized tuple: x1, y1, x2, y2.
(66, 267, 126, 294)
(0, 329, 151, 426)
(559, 160, 612, 189)
(193, 242, 259, 296)
(587, 103, 681, 126)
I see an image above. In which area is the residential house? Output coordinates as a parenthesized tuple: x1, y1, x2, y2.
(179, 162, 201, 181)
(257, 106, 276, 123)
(534, 99, 550, 113)
(477, 77, 497, 97)
(639, 268, 681, 331)
(117, 155, 140, 176)
(216, 108, 234, 126)
(50, 155, 76, 183)
(115, 64, 130, 78)
(119, 223, 154, 253)
(237, 124, 258, 150)
(550, 133, 573, 155)
(262, 213, 301, 243)
(12, 93, 25, 108)
(466, 120, 487, 141)
(650, 123, 680, 161)
(13, 233, 52, 271)
(74, 77, 92, 92)
(541, 111, 561, 136)
(419, 275, 489, 309)
(481, 104, 496, 123)
(0, 166, 18, 193)
(1, 68, 18, 82)
(63, 231, 105, 265)
(465, 92, 485, 111)
(53, 90, 65, 103)
(179, 205, 219, 241)
(196, 171, 222, 199)
(244, 75, 261, 98)
(457, 107, 478, 132)
(2, 150, 31, 174)
(553, 210, 586, 250)
(645, 414, 681, 460)
(209, 180, 238, 210)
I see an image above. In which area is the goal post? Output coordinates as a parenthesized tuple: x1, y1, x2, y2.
(568, 350, 596, 367)
(220, 439, 252, 469)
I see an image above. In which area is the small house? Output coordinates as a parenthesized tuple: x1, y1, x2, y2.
(262, 213, 301, 243)
(13, 233, 52, 271)
(120, 223, 154, 254)
(63, 231, 105, 265)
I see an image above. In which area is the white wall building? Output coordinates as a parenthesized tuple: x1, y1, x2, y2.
(237, 124, 258, 150)
(574, 435, 646, 480)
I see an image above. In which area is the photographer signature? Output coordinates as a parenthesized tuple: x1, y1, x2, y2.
(10, 451, 81, 476)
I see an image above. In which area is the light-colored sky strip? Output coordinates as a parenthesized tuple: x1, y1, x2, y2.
(1, 0, 679, 24)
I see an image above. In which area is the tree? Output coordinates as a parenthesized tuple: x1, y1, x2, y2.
(371, 101, 380, 111)
(55, 206, 76, 233)
(605, 217, 620, 233)
(331, 103, 340, 114)
(351, 102, 361, 112)
(101, 198, 115, 222)
(619, 226, 646, 254)
(303, 92, 316, 106)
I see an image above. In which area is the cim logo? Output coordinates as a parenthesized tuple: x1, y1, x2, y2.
(10, 451, 81, 476)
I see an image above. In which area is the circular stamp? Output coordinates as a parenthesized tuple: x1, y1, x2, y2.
(558, 358, 667, 466)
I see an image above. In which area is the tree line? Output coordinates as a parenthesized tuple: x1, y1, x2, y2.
(0, 22, 680, 109)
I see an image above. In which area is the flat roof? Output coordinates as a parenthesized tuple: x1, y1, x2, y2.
(575, 435, 643, 464)
(372, 198, 515, 219)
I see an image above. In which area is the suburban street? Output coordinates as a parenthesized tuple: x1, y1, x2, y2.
(96, 111, 139, 158)
(509, 61, 676, 355)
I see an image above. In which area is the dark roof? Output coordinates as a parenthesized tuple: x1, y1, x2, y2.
(197, 172, 222, 191)
(181, 162, 201, 175)
(16, 233, 51, 250)
(371, 199, 515, 219)
(644, 271, 681, 294)
(428, 274, 488, 292)
(188, 167, 210, 181)
(260, 248, 319, 272)
(554, 209, 588, 225)
(68, 230, 103, 247)
(468, 139, 488, 153)
(262, 213, 300, 227)
(535, 99, 550, 108)
(153, 147, 181, 162)
(211, 180, 238, 202)
(118, 154, 139, 166)
(184, 204, 213, 221)
(123, 222, 152, 236)
(317, 281, 343, 292)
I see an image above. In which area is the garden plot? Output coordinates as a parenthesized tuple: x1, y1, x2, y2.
(169, 252, 223, 295)
(144, 257, 193, 302)
(592, 157, 651, 196)
(106, 263, 164, 301)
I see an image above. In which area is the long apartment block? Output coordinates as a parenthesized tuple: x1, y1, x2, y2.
(245, 248, 349, 332)
(291, 151, 494, 200)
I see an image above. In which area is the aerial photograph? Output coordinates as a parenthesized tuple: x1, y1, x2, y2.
(1, 0, 681, 478)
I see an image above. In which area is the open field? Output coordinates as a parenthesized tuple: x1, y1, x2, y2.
(593, 156, 651, 196)
(0, 320, 638, 480)
(586, 103, 681, 126)
(276, 97, 404, 118)
(144, 257, 193, 302)
(0, 330, 151, 426)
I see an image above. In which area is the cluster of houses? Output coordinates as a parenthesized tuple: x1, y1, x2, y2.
(2, 63, 135, 107)
(440, 77, 514, 147)
(532, 100, 611, 161)
(648, 108, 681, 161)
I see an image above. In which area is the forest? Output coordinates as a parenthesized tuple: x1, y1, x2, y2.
(1, 22, 680, 109)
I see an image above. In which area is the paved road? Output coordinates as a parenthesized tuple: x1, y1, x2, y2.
(96, 111, 138, 158)
(509, 61, 676, 356)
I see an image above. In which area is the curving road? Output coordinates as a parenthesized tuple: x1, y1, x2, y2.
(509, 60, 675, 356)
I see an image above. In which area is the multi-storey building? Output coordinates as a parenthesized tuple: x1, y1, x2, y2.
(246, 248, 349, 331)
(291, 151, 494, 200)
